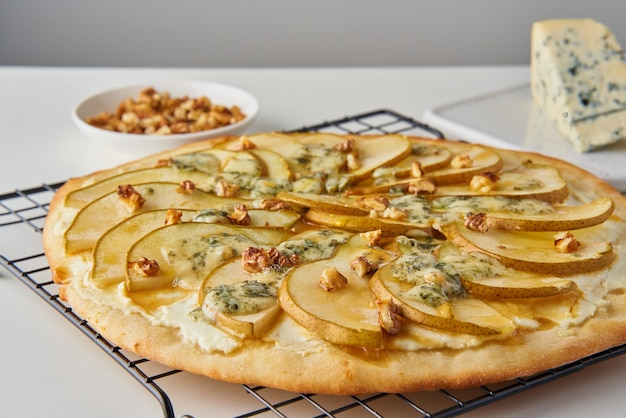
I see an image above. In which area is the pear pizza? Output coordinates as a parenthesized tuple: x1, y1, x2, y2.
(44, 132, 626, 395)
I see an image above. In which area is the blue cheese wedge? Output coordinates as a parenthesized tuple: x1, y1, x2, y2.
(530, 18, 626, 152)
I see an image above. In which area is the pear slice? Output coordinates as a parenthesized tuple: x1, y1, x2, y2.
(433, 164, 569, 204)
(444, 222, 615, 275)
(214, 304, 282, 338)
(91, 209, 197, 288)
(249, 149, 293, 180)
(461, 276, 578, 299)
(276, 191, 370, 215)
(304, 208, 432, 237)
(64, 182, 245, 254)
(346, 146, 502, 195)
(370, 264, 515, 335)
(373, 143, 453, 178)
(64, 166, 215, 208)
(278, 235, 391, 347)
(126, 223, 292, 292)
(484, 197, 615, 231)
(346, 135, 413, 184)
(91, 207, 300, 289)
(199, 228, 358, 337)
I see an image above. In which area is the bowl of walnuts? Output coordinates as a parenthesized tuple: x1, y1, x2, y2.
(72, 81, 259, 155)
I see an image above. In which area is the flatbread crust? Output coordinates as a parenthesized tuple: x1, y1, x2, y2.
(43, 133, 626, 395)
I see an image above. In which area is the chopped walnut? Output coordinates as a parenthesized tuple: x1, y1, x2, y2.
(464, 212, 488, 232)
(554, 231, 581, 253)
(410, 161, 425, 178)
(128, 257, 160, 276)
(85, 87, 246, 135)
(381, 206, 408, 221)
(154, 158, 172, 167)
(350, 256, 379, 278)
(116, 184, 145, 213)
(376, 299, 401, 335)
(359, 229, 382, 247)
(258, 198, 291, 211)
(470, 172, 500, 194)
(319, 266, 348, 291)
(164, 209, 183, 225)
(215, 180, 240, 197)
(233, 136, 256, 150)
(407, 179, 436, 194)
(176, 180, 196, 195)
(451, 154, 473, 169)
(229, 204, 251, 225)
(346, 153, 362, 171)
(333, 138, 356, 153)
(357, 195, 389, 212)
(241, 247, 299, 273)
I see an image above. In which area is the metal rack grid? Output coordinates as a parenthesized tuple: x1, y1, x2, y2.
(2, 109, 626, 418)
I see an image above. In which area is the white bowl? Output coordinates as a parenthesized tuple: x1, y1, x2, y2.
(72, 81, 259, 156)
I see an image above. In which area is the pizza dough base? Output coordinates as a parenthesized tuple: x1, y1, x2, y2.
(44, 135, 626, 395)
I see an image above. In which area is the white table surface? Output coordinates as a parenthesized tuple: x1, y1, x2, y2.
(1, 65, 626, 418)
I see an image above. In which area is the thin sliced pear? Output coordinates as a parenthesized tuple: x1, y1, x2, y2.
(304, 208, 432, 237)
(348, 135, 413, 183)
(433, 164, 569, 204)
(485, 197, 615, 231)
(91, 207, 300, 289)
(424, 146, 503, 186)
(64, 166, 215, 208)
(126, 223, 292, 292)
(276, 191, 370, 215)
(217, 132, 305, 157)
(215, 304, 282, 338)
(203, 149, 263, 176)
(250, 149, 293, 180)
(379, 143, 453, 178)
(200, 229, 357, 337)
(461, 276, 578, 299)
(91, 209, 198, 288)
(346, 146, 502, 195)
(199, 257, 284, 337)
(444, 222, 615, 275)
(370, 264, 515, 335)
(278, 235, 391, 347)
(64, 182, 245, 254)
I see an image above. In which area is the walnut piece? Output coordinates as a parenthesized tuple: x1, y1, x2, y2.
(410, 161, 425, 178)
(350, 256, 379, 278)
(176, 180, 196, 195)
(470, 172, 500, 194)
(215, 181, 240, 197)
(229, 204, 251, 225)
(164, 209, 183, 225)
(376, 299, 401, 335)
(116, 184, 145, 213)
(451, 154, 473, 169)
(241, 247, 299, 273)
(554, 231, 581, 253)
(407, 178, 436, 194)
(85, 87, 246, 135)
(464, 212, 488, 232)
(128, 257, 160, 276)
(359, 229, 382, 247)
(357, 195, 389, 212)
(319, 266, 348, 291)
(258, 198, 291, 211)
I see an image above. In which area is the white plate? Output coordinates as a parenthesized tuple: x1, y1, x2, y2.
(423, 84, 626, 191)
(72, 81, 259, 156)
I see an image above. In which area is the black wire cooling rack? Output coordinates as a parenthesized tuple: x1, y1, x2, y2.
(2, 109, 626, 418)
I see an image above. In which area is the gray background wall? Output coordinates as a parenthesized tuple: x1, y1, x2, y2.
(1, 0, 624, 68)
